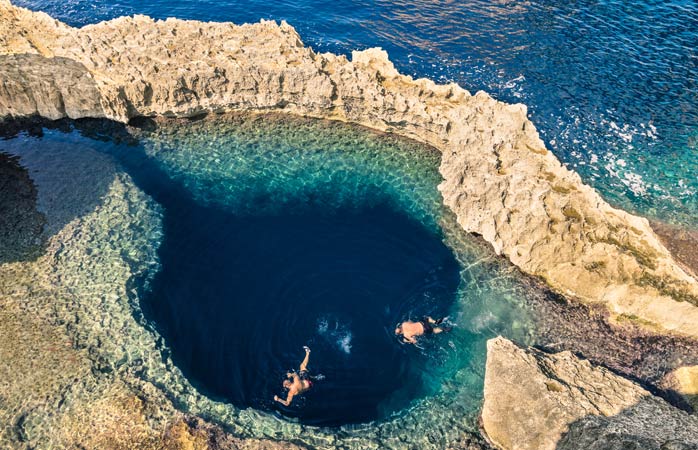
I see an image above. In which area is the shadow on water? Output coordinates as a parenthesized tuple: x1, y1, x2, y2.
(0, 151, 44, 264)
(0, 118, 140, 265)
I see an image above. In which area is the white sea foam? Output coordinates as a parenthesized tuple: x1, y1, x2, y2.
(338, 333, 353, 354)
(317, 316, 352, 354)
(604, 156, 651, 197)
(623, 172, 648, 196)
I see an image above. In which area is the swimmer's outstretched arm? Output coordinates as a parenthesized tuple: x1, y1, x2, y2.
(274, 391, 295, 406)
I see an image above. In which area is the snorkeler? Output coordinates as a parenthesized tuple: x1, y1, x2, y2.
(273, 346, 313, 407)
(395, 316, 450, 344)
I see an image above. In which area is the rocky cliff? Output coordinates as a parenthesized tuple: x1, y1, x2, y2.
(481, 337, 698, 450)
(1, 0, 696, 337)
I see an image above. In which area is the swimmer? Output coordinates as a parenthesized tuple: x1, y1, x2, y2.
(395, 316, 450, 344)
(273, 346, 313, 407)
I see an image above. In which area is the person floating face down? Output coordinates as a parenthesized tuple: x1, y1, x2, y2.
(395, 316, 450, 344)
(274, 346, 313, 407)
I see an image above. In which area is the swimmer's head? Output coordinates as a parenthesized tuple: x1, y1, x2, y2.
(283, 380, 292, 389)
(394, 325, 402, 335)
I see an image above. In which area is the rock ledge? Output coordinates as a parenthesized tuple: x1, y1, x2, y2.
(482, 337, 698, 450)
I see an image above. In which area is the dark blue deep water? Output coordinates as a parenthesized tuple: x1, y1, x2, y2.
(13, 0, 698, 227)
(149, 202, 458, 426)
(137, 178, 459, 426)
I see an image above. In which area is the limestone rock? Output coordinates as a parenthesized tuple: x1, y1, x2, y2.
(162, 417, 307, 450)
(0, 1, 697, 337)
(653, 221, 698, 278)
(0, 54, 104, 120)
(481, 337, 698, 450)
(661, 365, 698, 412)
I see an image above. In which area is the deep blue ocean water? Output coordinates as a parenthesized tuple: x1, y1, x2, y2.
(13, 0, 698, 227)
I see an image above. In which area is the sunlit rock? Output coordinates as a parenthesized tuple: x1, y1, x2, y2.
(481, 337, 698, 450)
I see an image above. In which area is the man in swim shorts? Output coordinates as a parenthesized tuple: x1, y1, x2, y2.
(274, 346, 313, 406)
(395, 316, 450, 344)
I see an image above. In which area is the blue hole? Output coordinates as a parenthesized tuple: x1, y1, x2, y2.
(106, 115, 463, 426)
(143, 195, 459, 426)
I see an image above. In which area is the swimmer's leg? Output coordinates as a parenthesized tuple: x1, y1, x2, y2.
(299, 346, 311, 372)
(427, 316, 448, 325)
(433, 325, 452, 334)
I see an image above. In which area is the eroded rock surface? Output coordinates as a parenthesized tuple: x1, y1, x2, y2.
(661, 365, 698, 412)
(0, 53, 103, 120)
(481, 337, 698, 450)
(653, 221, 698, 279)
(0, 0, 696, 336)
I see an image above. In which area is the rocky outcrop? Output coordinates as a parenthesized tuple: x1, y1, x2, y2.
(0, 1, 697, 338)
(653, 221, 698, 279)
(0, 53, 103, 120)
(481, 337, 698, 450)
(660, 365, 698, 412)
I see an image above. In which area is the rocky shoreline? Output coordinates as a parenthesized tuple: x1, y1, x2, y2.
(1, 1, 697, 449)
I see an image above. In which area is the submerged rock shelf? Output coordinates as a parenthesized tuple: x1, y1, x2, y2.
(0, 1, 697, 449)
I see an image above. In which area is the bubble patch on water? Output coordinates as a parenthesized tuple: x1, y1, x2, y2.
(317, 317, 353, 355)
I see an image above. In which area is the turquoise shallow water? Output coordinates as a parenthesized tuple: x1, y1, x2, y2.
(1, 114, 544, 446)
(123, 114, 539, 427)
(13, 0, 698, 228)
